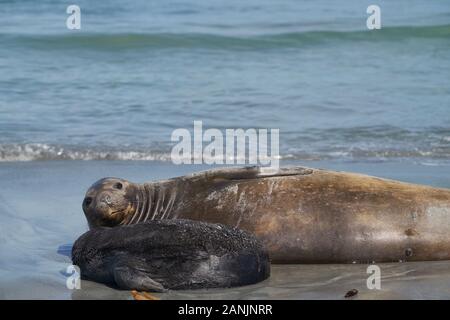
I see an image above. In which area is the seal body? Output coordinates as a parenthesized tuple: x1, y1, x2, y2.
(72, 219, 270, 291)
(83, 166, 450, 263)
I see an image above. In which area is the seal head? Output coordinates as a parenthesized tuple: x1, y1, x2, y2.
(82, 177, 137, 228)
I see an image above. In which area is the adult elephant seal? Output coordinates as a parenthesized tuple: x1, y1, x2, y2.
(82, 166, 450, 263)
(72, 219, 270, 291)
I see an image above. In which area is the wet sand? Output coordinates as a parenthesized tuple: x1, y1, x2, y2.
(1, 160, 450, 299)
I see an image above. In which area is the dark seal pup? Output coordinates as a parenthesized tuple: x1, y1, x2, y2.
(72, 219, 270, 291)
(82, 166, 450, 264)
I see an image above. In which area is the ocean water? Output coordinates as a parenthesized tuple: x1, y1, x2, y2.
(1, 1, 450, 300)
(1, 0, 449, 162)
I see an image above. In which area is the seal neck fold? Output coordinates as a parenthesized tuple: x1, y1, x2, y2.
(127, 183, 176, 224)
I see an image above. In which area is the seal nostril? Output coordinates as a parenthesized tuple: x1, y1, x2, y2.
(114, 182, 123, 190)
(84, 197, 92, 207)
(104, 195, 112, 205)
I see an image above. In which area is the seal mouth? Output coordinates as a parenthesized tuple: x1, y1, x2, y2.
(98, 183, 176, 227)
(110, 210, 123, 216)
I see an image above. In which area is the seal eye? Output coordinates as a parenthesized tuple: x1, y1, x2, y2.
(84, 197, 92, 207)
(114, 182, 123, 190)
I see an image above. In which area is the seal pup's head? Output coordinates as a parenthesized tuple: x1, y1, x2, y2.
(82, 177, 138, 229)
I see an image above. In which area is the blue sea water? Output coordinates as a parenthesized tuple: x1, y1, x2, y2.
(0, 0, 449, 162)
(2, 1, 450, 300)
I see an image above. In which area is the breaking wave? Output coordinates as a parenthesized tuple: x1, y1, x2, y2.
(3, 24, 449, 51)
(1, 142, 450, 162)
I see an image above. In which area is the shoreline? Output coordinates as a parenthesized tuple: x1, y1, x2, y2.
(1, 160, 450, 299)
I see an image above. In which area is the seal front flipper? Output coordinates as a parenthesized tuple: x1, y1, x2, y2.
(192, 166, 313, 182)
(113, 265, 166, 292)
(258, 166, 313, 177)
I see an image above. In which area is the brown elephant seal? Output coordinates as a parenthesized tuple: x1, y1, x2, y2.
(82, 166, 450, 263)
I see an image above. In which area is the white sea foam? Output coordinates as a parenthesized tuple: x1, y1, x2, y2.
(1, 143, 450, 162)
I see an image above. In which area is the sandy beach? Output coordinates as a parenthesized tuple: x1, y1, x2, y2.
(1, 0, 449, 300)
(1, 160, 450, 299)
